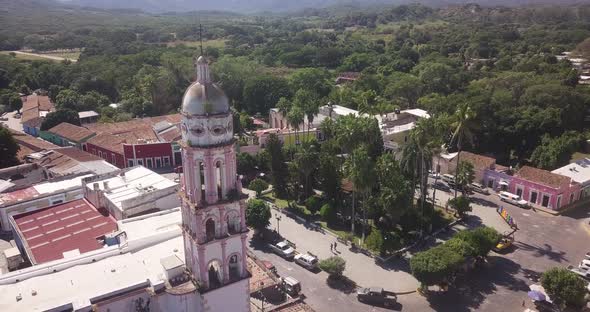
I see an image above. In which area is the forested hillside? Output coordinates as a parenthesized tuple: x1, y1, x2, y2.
(1, 2, 590, 168)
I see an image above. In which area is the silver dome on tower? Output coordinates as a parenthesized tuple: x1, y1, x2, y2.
(181, 56, 230, 116)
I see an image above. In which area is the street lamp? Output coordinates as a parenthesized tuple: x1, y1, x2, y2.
(275, 215, 282, 236)
(259, 281, 265, 312)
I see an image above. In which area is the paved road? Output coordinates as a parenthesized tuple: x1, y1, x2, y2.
(248, 236, 407, 312)
(0, 111, 23, 132)
(250, 181, 590, 311)
(426, 182, 590, 311)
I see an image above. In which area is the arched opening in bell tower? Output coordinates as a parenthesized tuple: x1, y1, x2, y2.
(199, 161, 205, 201)
(207, 260, 223, 289)
(205, 218, 216, 242)
(228, 254, 241, 281)
(215, 160, 224, 201)
(226, 210, 240, 234)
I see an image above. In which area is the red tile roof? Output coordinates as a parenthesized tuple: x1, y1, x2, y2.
(84, 114, 180, 152)
(10, 130, 59, 151)
(48, 122, 95, 142)
(12, 199, 117, 264)
(459, 151, 496, 172)
(515, 166, 572, 189)
(22, 94, 54, 112)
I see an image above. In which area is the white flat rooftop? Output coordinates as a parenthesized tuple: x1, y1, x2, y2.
(0, 209, 184, 311)
(87, 166, 177, 210)
(33, 174, 93, 195)
(118, 208, 181, 240)
(552, 158, 590, 185)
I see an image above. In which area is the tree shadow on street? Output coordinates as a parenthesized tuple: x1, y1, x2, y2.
(513, 241, 568, 263)
(426, 256, 529, 312)
(470, 197, 498, 208)
(326, 275, 357, 294)
(374, 256, 412, 274)
(560, 205, 590, 220)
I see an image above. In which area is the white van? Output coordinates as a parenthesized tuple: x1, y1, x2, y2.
(442, 174, 455, 184)
(498, 191, 529, 208)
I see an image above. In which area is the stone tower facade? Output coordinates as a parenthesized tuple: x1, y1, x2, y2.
(179, 55, 250, 311)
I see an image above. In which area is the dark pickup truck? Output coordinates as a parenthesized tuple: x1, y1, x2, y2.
(357, 287, 397, 307)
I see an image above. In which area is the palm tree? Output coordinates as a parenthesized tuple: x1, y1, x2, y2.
(346, 147, 375, 243)
(295, 142, 319, 198)
(277, 97, 291, 129)
(287, 105, 304, 145)
(451, 103, 477, 199)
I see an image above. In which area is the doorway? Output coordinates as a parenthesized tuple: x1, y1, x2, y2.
(530, 191, 538, 204)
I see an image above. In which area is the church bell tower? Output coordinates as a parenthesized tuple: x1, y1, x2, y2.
(179, 54, 250, 311)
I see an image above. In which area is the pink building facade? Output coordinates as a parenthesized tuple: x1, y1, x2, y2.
(484, 165, 581, 210)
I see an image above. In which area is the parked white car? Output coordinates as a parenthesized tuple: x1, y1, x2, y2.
(498, 191, 529, 208)
(294, 252, 319, 270)
(580, 260, 590, 270)
(269, 241, 295, 260)
(470, 182, 490, 195)
(568, 265, 590, 280)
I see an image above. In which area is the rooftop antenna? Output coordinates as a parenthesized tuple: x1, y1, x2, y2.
(199, 24, 204, 56)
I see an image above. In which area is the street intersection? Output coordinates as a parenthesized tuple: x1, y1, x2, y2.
(247, 183, 590, 311)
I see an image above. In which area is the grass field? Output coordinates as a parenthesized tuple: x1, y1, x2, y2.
(0, 51, 79, 62)
(167, 39, 227, 49)
(44, 52, 81, 60)
(0, 51, 52, 61)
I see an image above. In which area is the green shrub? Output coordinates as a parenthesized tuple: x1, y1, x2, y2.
(365, 230, 383, 253)
(319, 203, 336, 224)
(319, 256, 346, 277)
(305, 196, 323, 215)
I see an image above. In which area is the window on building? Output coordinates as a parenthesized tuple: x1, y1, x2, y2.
(530, 191, 538, 204)
(570, 193, 574, 205)
(111, 153, 116, 164)
(542, 195, 550, 207)
(228, 255, 241, 281)
(146, 158, 153, 168)
(163, 157, 170, 167)
(137, 159, 144, 166)
(128, 160, 134, 167)
(155, 158, 162, 168)
(556, 195, 562, 209)
(98, 151, 103, 158)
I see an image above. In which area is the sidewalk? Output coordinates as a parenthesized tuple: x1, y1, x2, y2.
(270, 209, 420, 293)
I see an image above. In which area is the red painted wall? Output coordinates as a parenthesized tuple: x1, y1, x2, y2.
(123, 142, 174, 168)
(86, 143, 126, 168)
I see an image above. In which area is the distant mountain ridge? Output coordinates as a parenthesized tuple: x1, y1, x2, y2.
(58, 0, 590, 14)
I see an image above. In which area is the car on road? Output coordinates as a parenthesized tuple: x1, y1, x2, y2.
(498, 191, 529, 208)
(262, 260, 277, 275)
(568, 265, 590, 280)
(429, 170, 441, 179)
(432, 181, 449, 192)
(442, 174, 455, 184)
(294, 252, 319, 270)
(580, 260, 590, 270)
(493, 236, 514, 252)
(357, 287, 397, 307)
(269, 240, 295, 260)
(281, 276, 301, 297)
(470, 182, 490, 195)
